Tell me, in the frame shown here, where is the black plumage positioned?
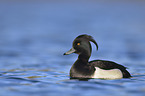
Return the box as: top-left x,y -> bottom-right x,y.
64,34 -> 131,79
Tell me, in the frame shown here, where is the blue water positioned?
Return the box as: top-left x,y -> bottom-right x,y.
0,1 -> 145,96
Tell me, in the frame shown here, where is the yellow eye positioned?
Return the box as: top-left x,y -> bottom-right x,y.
77,43 -> 80,45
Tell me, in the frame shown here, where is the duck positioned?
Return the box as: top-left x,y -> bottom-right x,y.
63,34 -> 131,79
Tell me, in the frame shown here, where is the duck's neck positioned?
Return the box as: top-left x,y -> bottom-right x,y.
70,52 -> 94,78
78,52 -> 91,64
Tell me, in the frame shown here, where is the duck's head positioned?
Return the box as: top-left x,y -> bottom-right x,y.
64,34 -> 98,57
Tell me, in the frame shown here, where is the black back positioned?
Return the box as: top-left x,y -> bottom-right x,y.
89,60 -> 131,78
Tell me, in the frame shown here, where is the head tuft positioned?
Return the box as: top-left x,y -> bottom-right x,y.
75,34 -> 98,50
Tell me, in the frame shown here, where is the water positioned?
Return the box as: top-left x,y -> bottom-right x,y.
0,1 -> 145,96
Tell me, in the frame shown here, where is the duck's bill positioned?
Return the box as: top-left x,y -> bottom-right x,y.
63,47 -> 76,55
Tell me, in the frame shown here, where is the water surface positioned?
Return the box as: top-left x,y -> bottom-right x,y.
0,1 -> 145,96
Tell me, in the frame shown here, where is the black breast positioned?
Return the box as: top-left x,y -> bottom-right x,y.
70,60 -> 95,79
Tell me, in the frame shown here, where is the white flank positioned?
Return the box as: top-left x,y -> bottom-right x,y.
92,67 -> 123,79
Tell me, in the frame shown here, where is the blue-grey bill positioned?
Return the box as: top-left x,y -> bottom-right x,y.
64,47 -> 76,55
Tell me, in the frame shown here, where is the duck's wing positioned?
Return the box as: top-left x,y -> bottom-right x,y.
89,60 -> 127,70
89,60 -> 131,78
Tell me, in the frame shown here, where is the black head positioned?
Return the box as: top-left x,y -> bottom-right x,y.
64,34 -> 98,56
